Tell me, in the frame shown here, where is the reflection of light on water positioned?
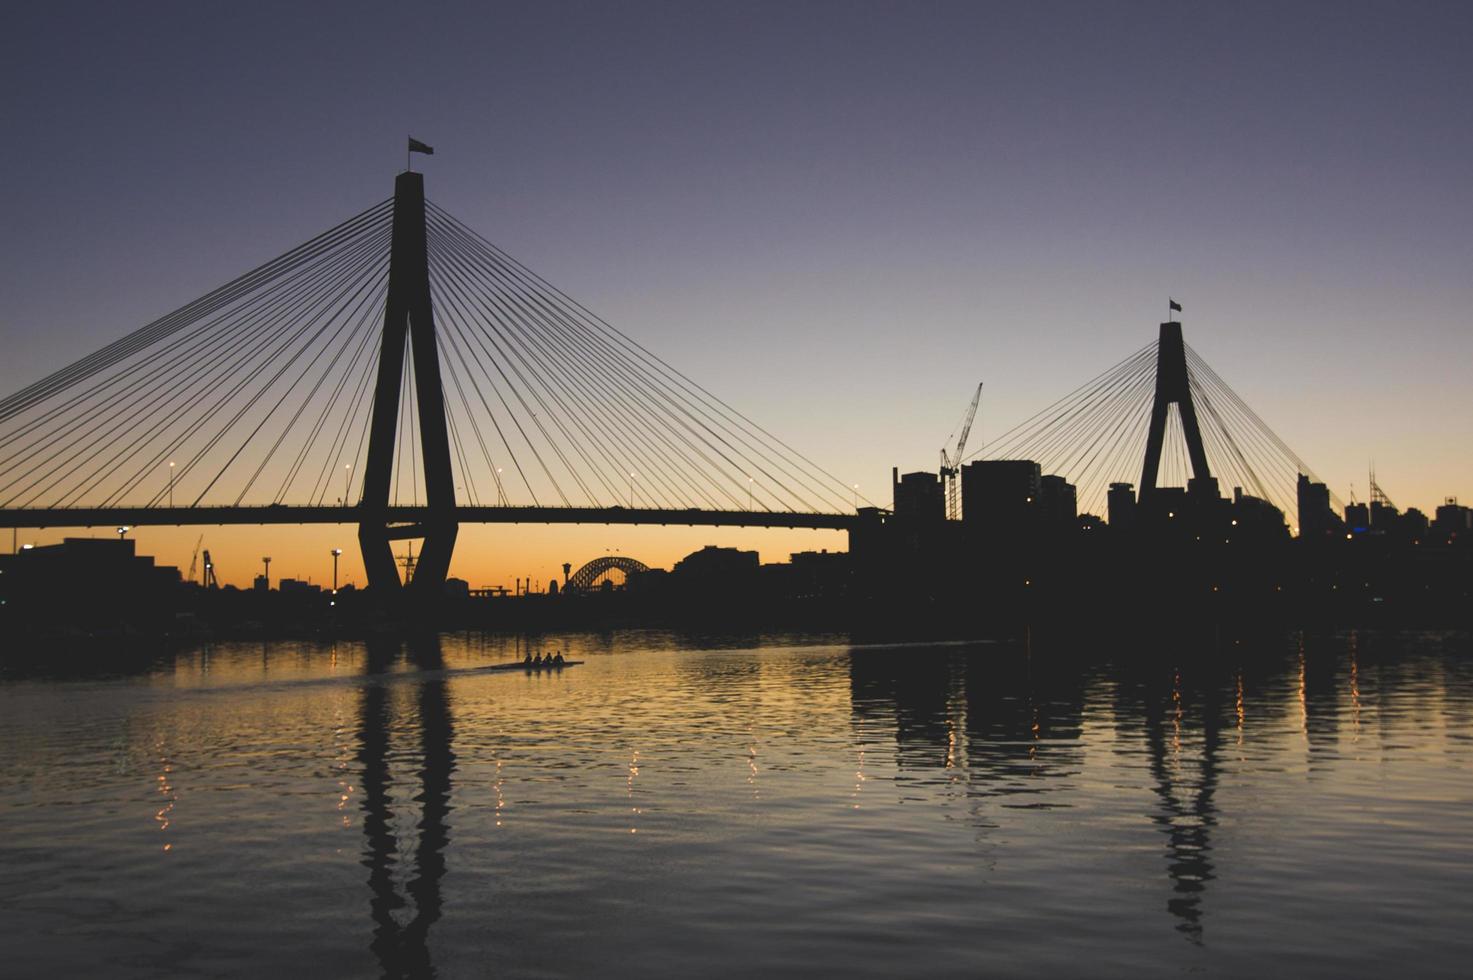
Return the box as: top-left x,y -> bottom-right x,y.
336,772 -> 353,825
1348,635 -> 1361,742
744,720 -> 761,801
945,665 -> 968,780
1029,702 -> 1041,764
1172,670 -> 1183,763
333,705 -> 353,829
494,756 -> 506,828
943,719 -> 966,800
628,750 -> 641,833
1235,671 -> 1245,755
851,749 -> 866,809
155,750 -> 176,853
1298,641 -> 1308,739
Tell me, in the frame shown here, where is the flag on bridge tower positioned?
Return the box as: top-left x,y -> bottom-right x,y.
1168,298 -> 1182,313
407,137 -> 434,171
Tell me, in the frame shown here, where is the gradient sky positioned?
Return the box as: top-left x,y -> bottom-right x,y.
3,1 -> 1470,588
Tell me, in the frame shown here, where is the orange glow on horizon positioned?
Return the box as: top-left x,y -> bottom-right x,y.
11,521 -> 847,591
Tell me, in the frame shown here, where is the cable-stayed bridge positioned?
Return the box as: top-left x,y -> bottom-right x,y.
967,321 -> 1337,524
0,170 -> 1329,593
0,171 -> 865,592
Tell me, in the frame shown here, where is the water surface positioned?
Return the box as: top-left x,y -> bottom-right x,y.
1,630 -> 1470,977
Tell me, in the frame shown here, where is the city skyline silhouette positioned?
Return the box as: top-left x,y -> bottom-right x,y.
4,2 -> 1471,586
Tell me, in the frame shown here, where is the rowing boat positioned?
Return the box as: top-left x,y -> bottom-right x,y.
477,659 -> 585,673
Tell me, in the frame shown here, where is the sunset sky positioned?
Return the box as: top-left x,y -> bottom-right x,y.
3,1 -> 1470,588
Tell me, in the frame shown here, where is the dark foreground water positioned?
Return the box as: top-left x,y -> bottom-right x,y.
1,630 -> 1470,978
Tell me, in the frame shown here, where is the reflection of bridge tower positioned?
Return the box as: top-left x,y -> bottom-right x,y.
1144,668 -> 1221,944
358,172 -> 458,595
358,636 -> 455,973
1139,320 -> 1217,502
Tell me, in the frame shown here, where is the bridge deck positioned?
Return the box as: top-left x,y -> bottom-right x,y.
0,505 -> 857,532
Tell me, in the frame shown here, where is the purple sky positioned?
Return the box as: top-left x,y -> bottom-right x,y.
3,1 -> 1471,579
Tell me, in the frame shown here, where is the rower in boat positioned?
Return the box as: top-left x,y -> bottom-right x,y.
479,654 -> 583,673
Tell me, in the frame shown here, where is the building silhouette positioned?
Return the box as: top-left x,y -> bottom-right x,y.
1108,481 -> 1138,532
1297,475 -> 1342,538
0,537 -> 182,628
1038,474 -> 1078,531
892,468 -> 945,525
961,459 -> 1041,538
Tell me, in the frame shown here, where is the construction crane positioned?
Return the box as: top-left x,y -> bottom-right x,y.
397,541 -> 416,584
1369,463 -> 1396,510
202,549 -> 220,590
939,383 -> 982,521
187,534 -> 204,583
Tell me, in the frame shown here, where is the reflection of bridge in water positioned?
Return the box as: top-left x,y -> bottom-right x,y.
357,635 -> 454,976
849,645 -> 1230,943
331,632 -> 1375,965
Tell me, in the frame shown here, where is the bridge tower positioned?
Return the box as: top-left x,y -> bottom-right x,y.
1138,320 -> 1217,502
358,171 -> 458,595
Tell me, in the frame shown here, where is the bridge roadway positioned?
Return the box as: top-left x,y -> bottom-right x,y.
0,504 -> 858,532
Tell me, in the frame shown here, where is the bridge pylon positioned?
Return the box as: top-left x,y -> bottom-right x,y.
357,171 -> 459,596
1138,320 -> 1217,503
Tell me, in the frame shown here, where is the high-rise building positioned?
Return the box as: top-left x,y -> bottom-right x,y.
1108,482 -> 1137,531
1402,508 -> 1430,540
892,468 -> 945,525
1433,498 -> 1470,541
1370,499 -> 1400,528
961,459 -> 1041,536
1296,474 -> 1341,538
1038,474 -> 1078,529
